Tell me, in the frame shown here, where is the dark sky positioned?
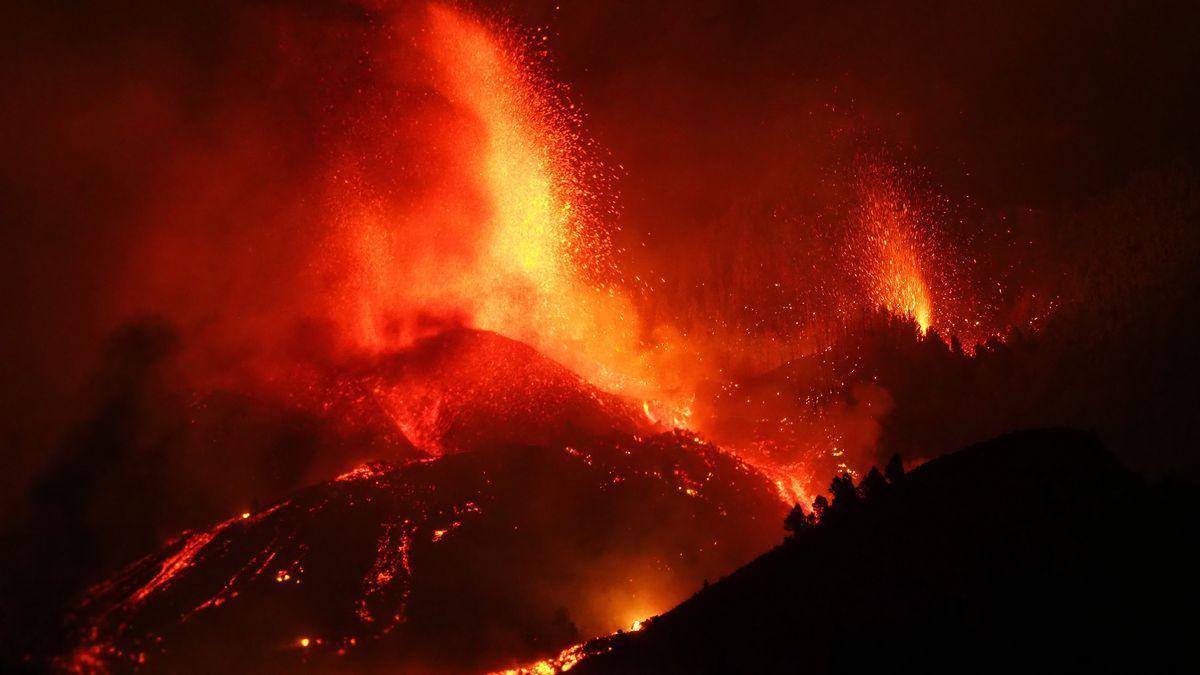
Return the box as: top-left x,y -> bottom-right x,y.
508,0 -> 1200,210
3,0 -> 1199,507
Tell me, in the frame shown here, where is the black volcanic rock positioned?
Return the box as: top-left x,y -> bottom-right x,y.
572,428 -> 1200,674
59,432 -> 784,674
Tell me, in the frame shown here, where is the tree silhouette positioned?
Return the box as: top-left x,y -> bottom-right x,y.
885,453 -> 906,485
859,466 -> 888,501
812,495 -> 829,521
783,504 -> 813,536
830,473 -> 859,514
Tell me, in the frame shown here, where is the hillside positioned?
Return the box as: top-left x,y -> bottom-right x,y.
54,433 -> 783,674
573,428 -> 1200,674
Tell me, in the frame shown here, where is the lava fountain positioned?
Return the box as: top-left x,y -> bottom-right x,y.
338,2 -> 690,409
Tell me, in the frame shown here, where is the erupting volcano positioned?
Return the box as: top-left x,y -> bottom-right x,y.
5,1 -> 1200,673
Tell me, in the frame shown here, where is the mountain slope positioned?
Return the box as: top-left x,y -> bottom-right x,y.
572,428 -> 1200,674
59,432 -> 784,674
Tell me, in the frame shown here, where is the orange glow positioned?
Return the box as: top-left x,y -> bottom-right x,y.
323,4 -> 988,501
769,470 -> 814,509
490,613 -> 653,674
334,4 -> 690,407
489,643 -> 591,675
856,167 -> 935,333
43,3 -> 1074,673
423,4 -> 703,403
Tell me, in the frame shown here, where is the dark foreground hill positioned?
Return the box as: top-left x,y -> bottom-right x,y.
572,428 -> 1200,674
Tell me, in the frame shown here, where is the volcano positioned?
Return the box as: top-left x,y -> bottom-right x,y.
7,2 -> 1200,674
58,330 -> 785,674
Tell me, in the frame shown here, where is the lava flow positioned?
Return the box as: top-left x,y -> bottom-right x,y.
61,354 -> 785,672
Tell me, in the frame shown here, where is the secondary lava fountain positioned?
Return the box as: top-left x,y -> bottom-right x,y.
853,164 -> 936,334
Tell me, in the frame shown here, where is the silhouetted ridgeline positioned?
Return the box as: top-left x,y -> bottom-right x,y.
575,429 -> 1200,674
